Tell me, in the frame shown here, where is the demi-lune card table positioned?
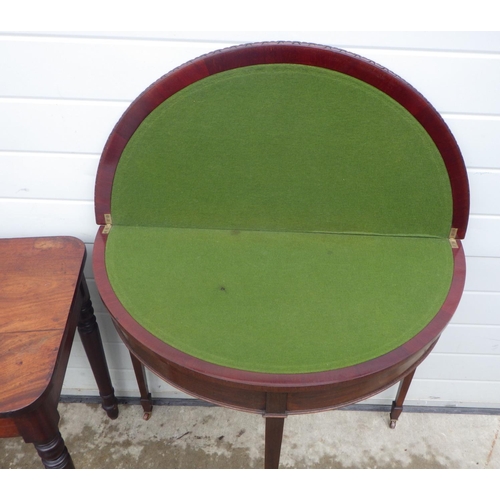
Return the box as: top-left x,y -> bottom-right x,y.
0,236 -> 119,468
93,42 -> 469,468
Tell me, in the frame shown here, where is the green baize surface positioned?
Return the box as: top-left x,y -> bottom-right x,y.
106,63 -> 454,374
106,227 -> 453,373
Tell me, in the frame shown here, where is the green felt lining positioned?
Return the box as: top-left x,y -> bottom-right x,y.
111,63 -> 452,238
106,61 -> 456,373
105,227 -> 453,373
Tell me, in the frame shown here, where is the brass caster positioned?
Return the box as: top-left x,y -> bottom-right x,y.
143,411 -> 152,421
389,419 -> 397,429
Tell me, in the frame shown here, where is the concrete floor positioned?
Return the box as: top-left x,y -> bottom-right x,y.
1,402 -> 500,469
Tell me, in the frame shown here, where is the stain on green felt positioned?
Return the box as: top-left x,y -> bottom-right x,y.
111,64 -> 452,238
106,227 -> 453,373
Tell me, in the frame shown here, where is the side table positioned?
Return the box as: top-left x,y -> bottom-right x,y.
0,236 -> 118,469
93,42 -> 469,468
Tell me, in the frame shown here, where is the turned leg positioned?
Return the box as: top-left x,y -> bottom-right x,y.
389,369 -> 416,428
130,352 -> 153,420
264,392 -> 287,469
34,431 -> 74,469
16,402 -> 75,469
77,278 -> 119,420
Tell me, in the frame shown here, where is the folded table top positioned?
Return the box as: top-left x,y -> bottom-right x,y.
109,62 -> 454,237
96,42 -> 469,377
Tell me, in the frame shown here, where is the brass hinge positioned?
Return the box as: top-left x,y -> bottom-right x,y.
102,214 -> 112,234
449,228 -> 458,248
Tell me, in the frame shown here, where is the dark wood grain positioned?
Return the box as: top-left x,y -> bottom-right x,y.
0,237 -> 84,415
0,236 -> 118,468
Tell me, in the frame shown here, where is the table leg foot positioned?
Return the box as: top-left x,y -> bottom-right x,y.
389,369 -> 416,428
130,352 -> 153,418
34,432 -> 75,469
100,393 -> 119,420
78,278 -> 119,420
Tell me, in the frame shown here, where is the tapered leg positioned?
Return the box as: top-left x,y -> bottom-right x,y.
77,278 -> 119,420
130,351 -> 153,420
389,369 -> 416,428
265,417 -> 286,469
264,392 -> 287,469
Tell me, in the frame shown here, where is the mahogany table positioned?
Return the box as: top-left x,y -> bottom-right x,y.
0,236 -> 118,469
93,42 -> 469,468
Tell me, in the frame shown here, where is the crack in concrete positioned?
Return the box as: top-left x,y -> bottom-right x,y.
485,427 -> 499,467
